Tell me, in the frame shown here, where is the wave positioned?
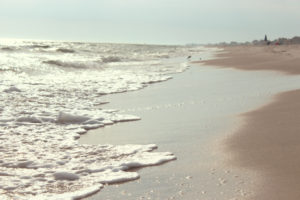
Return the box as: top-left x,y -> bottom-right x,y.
101,56 -> 122,63
43,56 -> 124,69
43,60 -> 102,69
2,44 -> 51,52
56,48 -> 76,53
28,44 -> 51,49
1,47 -> 16,51
0,67 -> 19,73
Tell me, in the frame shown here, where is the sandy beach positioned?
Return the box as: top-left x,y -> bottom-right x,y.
201,45 -> 300,199
80,45 -> 300,200
1,1 -> 299,198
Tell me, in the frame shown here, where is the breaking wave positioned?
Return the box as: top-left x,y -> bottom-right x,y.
43,60 -> 103,69
56,48 -> 76,53
101,56 -> 122,63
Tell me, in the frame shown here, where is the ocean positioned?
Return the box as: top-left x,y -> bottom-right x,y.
0,39 -> 209,199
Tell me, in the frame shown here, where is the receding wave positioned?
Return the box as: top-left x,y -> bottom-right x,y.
56,48 -> 76,53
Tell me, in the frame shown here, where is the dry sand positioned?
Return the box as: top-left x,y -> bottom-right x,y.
200,45 -> 300,200
200,45 -> 300,75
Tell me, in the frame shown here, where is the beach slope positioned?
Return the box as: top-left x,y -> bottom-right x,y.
228,89 -> 300,200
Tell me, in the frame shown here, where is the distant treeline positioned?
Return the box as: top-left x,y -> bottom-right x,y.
205,36 -> 300,46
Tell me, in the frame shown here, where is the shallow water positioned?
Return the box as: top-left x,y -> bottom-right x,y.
80,65 -> 300,199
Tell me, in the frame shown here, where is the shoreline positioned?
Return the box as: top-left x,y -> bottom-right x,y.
80,52 -> 300,200
201,45 -> 300,199
80,65 -> 259,200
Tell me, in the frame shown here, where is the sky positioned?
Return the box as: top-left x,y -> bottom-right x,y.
0,0 -> 300,44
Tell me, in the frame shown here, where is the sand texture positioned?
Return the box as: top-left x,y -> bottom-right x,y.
227,90 -> 300,200
204,45 -> 300,199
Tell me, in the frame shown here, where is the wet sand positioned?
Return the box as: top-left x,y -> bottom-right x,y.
80,54 -> 300,200
201,45 -> 300,199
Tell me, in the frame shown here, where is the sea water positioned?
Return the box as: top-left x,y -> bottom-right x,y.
0,39 -> 213,199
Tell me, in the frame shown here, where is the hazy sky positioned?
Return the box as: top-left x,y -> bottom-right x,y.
0,0 -> 299,44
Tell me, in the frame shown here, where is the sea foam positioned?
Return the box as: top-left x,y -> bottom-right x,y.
0,40 -> 206,199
